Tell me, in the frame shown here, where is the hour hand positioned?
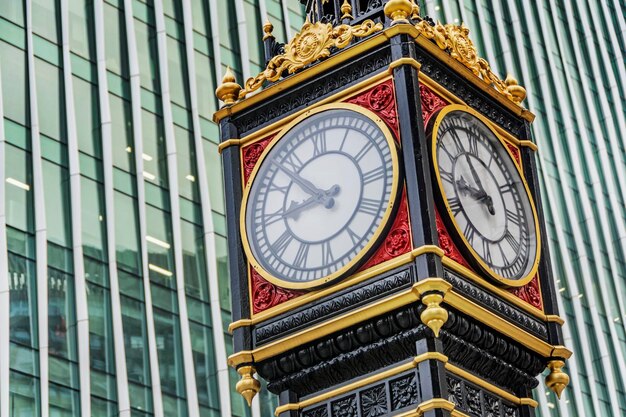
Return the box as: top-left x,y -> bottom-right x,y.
283,184 -> 341,220
275,162 -> 325,197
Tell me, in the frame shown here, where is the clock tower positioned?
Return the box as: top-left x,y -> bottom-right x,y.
214,1 -> 571,416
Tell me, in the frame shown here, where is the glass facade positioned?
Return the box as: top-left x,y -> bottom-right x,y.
419,0 -> 626,416
0,1 -> 304,417
2,1 -> 624,417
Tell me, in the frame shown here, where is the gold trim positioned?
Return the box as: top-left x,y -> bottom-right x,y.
446,363 -> 538,408
416,399 -> 457,415
545,359 -> 570,399
216,67 -> 242,105
235,365 -> 260,406
445,291 -> 572,358
431,104 -> 542,287
217,138 -> 241,153
238,19 -> 383,100
213,25 -> 535,124
228,245 -> 444,331
442,257 -> 546,319
388,57 -> 422,73
519,140 -> 538,151
545,314 -> 565,325
550,345 -> 573,359
239,103 -> 401,290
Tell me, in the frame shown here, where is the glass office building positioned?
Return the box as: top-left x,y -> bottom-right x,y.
0,0 -> 303,416
1,0 -> 625,417
420,0 -> 626,416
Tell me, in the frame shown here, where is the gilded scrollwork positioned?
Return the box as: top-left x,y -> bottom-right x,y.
415,20 -> 526,105
238,19 -> 384,100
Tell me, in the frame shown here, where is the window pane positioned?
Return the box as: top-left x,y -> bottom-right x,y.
153,308 -> 186,399
146,205 -> 175,287
202,140 -> 224,214
142,110 -> 168,188
5,144 -> 34,233
114,191 -> 141,273
175,126 -> 199,202
103,2 -> 128,76
42,160 -> 72,248
190,322 -> 219,410
35,59 -> 65,141
81,176 -> 107,261
135,18 -> 160,92
0,1 -> 24,26
73,76 -> 101,157
86,282 -> 116,379
181,220 -> 207,300
49,382 -> 80,417
194,50 -> 217,119
31,0 -> 59,43
68,0 -> 95,59
0,41 -> 29,125
110,93 -> 135,172
8,253 -> 38,347
48,268 -> 77,361
167,36 -> 189,107
9,370 -> 41,417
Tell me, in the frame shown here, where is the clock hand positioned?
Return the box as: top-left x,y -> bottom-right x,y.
465,154 -> 486,194
456,177 -> 496,215
283,184 -> 341,220
274,161 -> 327,198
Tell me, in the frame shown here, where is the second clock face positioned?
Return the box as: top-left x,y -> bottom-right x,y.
243,105 -> 399,289
433,107 -> 540,285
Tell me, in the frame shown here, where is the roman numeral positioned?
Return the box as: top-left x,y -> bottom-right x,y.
322,241 -> 334,265
448,129 -> 465,153
498,242 -> 510,265
271,231 -> 293,257
269,183 -> 289,194
483,240 -> 493,264
504,231 -> 521,253
263,208 -> 286,226
363,166 -> 385,184
448,196 -> 463,216
358,198 -> 380,216
354,141 -> 374,162
505,208 -> 521,227
346,227 -> 360,245
499,183 -> 514,194
468,132 -> 479,157
463,223 -> 476,245
312,132 -> 327,156
293,243 -> 309,268
440,169 -> 454,184
282,152 -> 304,173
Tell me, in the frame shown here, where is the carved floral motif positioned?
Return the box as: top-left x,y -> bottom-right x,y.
419,84 -> 448,126
415,21 -> 526,105
510,275 -> 543,310
390,374 -> 419,410
242,136 -> 274,185
251,268 -> 304,314
435,209 -> 471,268
346,80 -> 400,140
239,19 -> 383,100
360,385 -> 387,417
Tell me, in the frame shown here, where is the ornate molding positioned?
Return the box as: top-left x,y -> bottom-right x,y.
237,19 -> 383,100
251,268 -> 305,314
447,373 -> 520,417
255,267 -> 413,345
346,78 -> 400,140
415,21 -> 526,105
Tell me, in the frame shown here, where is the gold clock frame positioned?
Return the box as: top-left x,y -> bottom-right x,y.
431,104 -> 542,287
240,102 -> 401,290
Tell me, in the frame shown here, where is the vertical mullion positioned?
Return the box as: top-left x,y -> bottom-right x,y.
120,1 -> 164,417
25,1 -> 49,416
0,65 -> 10,417
179,0 -> 233,416
152,0 -> 200,415
208,0 -> 224,78
234,0 -> 251,80
58,0 -> 92,415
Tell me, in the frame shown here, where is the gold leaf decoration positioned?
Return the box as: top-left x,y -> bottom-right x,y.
238,19 -> 384,100
416,21 -> 526,105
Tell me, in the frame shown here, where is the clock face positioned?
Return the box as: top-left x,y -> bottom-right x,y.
432,107 -> 540,285
242,105 -> 399,289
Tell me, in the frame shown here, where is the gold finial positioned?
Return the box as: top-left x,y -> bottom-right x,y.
263,16 -> 274,40
505,74 -> 526,104
215,67 -> 241,105
235,365 -> 261,406
384,0 -> 414,23
411,0 -> 420,20
420,292 -> 448,337
341,0 -> 353,20
545,360 -> 570,399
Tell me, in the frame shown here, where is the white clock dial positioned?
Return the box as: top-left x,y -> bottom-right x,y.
243,105 -> 399,288
433,108 -> 540,284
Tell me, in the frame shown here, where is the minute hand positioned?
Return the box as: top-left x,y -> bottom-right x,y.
466,154 -> 486,193
275,162 -> 325,197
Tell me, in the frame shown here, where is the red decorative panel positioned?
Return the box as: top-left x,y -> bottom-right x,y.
506,143 -> 521,166
510,275 -> 543,310
435,209 -> 471,269
358,189 -> 412,271
420,84 -> 448,127
242,135 -> 274,186
250,268 -> 305,314
346,79 -> 400,140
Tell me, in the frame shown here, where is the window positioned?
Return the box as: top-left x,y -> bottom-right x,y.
42,160 -> 72,248
0,41 -> 29,125
35,58 -> 66,142
73,76 -> 101,157
81,177 -> 108,261
114,191 -> 142,273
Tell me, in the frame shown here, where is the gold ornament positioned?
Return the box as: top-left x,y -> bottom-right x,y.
505,74 -> 527,104
263,16 -> 274,41
384,0 -> 414,23
411,0 -> 420,20
545,360 -> 570,399
215,67 -> 241,105
235,365 -> 261,406
420,292 -> 448,337
239,19 -> 383,100
341,0 -> 353,20
415,21 -> 525,105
